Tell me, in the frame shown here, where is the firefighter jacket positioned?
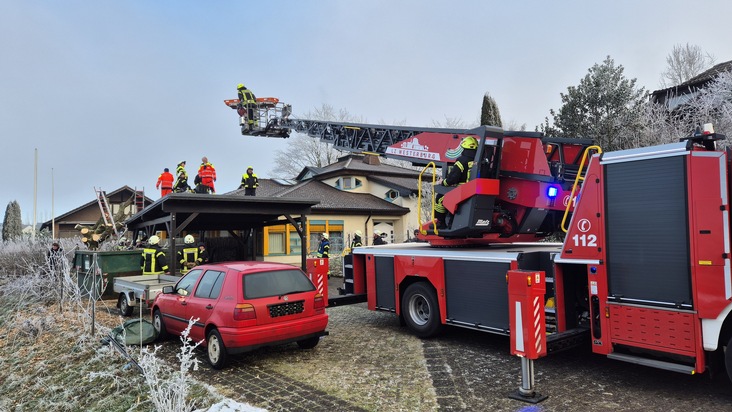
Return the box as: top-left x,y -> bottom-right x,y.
177,247 -> 198,274
237,87 -> 256,105
351,236 -> 362,249
443,149 -> 476,187
240,173 -> 259,189
156,171 -> 174,191
317,239 -> 330,258
198,163 -> 216,192
196,248 -> 210,265
140,246 -> 169,275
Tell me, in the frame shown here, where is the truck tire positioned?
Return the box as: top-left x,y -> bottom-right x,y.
401,282 -> 443,338
152,309 -> 168,341
726,335 -> 732,383
206,328 -> 228,370
118,293 -> 133,317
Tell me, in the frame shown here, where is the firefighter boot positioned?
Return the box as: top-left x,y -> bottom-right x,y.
434,211 -> 447,229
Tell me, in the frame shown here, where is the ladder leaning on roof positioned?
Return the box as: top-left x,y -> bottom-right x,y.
94,187 -> 120,239
134,187 -> 145,213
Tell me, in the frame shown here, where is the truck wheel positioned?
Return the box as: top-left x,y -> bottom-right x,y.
297,336 -> 320,349
118,294 -> 133,317
401,282 -> 443,338
152,309 -> 168,341
206,329 -> 228,370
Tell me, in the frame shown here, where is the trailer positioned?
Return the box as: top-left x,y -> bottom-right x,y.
113,274 -> 180,316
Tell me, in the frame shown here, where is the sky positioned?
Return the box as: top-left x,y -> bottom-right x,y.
2,0 -> 732,225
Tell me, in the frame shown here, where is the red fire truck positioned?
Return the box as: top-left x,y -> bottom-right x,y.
226,98 -> 732,381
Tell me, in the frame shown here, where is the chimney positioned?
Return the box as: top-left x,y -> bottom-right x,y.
363,154 -> 381,165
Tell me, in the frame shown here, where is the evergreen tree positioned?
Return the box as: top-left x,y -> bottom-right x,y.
2,201 -> 23,241
480,93 -> 502,127
545,56 -> 646,151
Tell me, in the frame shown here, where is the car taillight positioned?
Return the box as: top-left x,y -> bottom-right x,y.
314,293 -> 324,309
234,303 -> 256,320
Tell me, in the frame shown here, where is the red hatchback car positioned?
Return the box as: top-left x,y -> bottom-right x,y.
151,261 -> 328,369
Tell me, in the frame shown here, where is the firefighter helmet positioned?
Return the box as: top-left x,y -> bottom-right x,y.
237,83 -> 245,89
322,233 -> 329,240
355,230 -> 362,237
184,235 -> 195,244
149,235 -> 160,245
460,136 -> 478,150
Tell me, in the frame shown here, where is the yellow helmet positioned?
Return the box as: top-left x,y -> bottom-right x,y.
237,83 -> 245,89
460,136 -> 478,150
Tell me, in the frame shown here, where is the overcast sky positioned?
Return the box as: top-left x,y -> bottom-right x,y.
2,0 -> 732,224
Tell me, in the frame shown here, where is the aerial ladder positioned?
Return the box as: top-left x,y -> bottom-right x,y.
225,97 -> 598,246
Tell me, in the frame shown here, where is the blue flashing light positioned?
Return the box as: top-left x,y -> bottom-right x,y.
547,186 -> 559,198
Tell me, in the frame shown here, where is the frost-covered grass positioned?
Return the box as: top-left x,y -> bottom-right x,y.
0,237 -> 233,412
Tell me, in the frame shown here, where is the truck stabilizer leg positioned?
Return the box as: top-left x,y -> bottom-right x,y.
508,357 -> 548,403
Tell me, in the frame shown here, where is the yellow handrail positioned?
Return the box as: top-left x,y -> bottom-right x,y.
418,162 -> 438,236
560,145 -> 602,233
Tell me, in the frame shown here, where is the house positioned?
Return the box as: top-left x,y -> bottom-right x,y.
229,154 -> 426,265
651,60 -> 732,110
40,186 -> 152,239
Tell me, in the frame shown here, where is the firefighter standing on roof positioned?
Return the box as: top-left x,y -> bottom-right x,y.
434,136 -> 478,228
140,235 -> 169,275
156,168 -> 174,197
173,161 -> 191,193
237,83 -> 257,132
239,166 -> 259,196
177,235 -> 198,274
198,156 -> 217,193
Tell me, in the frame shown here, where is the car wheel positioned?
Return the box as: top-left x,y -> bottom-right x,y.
152,309 -> 168,341
206,329 -> 228,370
297,336 -> 320,349
118,294 -> 133,317
401,282 -> 443,338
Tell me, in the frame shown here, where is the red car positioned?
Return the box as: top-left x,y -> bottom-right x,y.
151,261 -> 328,369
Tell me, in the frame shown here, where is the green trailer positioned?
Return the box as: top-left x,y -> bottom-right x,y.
73,250 -> 142,299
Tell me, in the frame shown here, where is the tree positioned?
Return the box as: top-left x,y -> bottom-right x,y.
2,201 -> 23,241
543,56 -> 647,151
480,92 -> 502,127
660,43 -> 715,88
271,104 -> 361,178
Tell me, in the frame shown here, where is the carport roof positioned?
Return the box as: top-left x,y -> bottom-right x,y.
125,192 -> 320,233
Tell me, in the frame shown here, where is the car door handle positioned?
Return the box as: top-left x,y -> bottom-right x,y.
180,301 -> 187,306
206,304 -> 214,310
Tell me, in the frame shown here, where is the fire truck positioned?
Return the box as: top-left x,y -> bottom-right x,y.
226,97 -> 732,382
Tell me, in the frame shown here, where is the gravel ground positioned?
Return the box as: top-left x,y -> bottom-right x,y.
148,277 -> 732,412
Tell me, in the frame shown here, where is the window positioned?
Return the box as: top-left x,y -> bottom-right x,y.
386,190 -> 399,201
243,269 -> 315,299
176,269 -> 203,296
336,177 -> 363,191
194,270 -> 225,299
289,231 -> 302,255
268,232 -> 286,254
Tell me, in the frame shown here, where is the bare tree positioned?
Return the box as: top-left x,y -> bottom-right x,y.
270,104 -> 363,178
660,43 -> 716,88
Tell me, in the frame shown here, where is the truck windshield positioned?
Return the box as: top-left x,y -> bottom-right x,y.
243,269 -> 315,299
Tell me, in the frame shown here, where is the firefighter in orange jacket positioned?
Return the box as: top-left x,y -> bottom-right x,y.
156,168 -> 174,197
198,156 -> 217,193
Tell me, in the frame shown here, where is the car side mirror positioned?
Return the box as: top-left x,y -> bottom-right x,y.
162,285 -> 174,294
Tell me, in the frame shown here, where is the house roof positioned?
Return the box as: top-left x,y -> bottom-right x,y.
296,154 -> 420,181
369,175 -> 422,195
40,185 -> 153,229
226,179 -> 410,216
652,59 -> 732,101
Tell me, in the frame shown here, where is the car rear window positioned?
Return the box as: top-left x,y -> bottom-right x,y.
243,269 -> 315,299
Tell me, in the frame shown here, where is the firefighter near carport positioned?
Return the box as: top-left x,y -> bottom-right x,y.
140,235 -> 169,275
317,233 -> 331,278
178,235 -> 198,274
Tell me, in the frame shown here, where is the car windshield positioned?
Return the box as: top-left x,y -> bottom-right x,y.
243,269 -> 315,299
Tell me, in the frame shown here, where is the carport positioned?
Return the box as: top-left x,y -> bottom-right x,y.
125,192 -> 319,274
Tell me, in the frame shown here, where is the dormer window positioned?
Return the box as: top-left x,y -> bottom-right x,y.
386,190 -> 399,201
336,177 -> 362,191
